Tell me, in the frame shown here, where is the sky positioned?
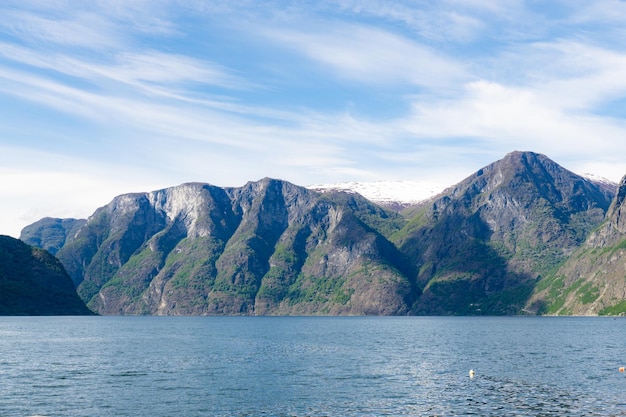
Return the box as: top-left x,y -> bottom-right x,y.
2,0 -> 626,237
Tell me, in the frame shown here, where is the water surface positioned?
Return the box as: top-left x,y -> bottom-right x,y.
1,316 -> 625,416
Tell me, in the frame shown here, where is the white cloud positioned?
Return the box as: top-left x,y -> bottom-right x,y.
112,52 -> 239,86
490,40 -> 626,111
406,82 -> 551,138
261,23 -> 468,89
0,9 -> 122,49
0,67 -> 110,121
0,41 -> 251,94
0,0 -> 177,42
0,35 -> 400,160
568,0 -> 626,25
0,60 -> 262,149
401,79 -> 626,177
94,0 -> 178,35
332,0 -> 486,43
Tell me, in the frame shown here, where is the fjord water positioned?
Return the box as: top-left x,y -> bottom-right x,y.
2,317 -> 625,416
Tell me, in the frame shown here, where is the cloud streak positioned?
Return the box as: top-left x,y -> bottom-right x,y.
0,9 -> 122,49
261,22 -> 468,89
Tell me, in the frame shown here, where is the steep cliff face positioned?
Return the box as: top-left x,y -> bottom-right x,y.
0,235 -> 92,315
395,151 -> 614,315
530,175 -> 626,315
28,179 -> 414,315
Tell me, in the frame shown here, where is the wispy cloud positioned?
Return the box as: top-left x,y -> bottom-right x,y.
523,41 -> 626,111
0,9 -> 122,49
111,52 -> 240,87
0,42 -> 250,91
332,0 -> 487,43
261,22 -> 468,89
568,0 -> 626,25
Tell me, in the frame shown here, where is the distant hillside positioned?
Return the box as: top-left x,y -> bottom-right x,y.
0,235 -> 92,315
20,217 -> 86,255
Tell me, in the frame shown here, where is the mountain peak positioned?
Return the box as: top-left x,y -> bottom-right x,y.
502,149 -> 543,160
493,150 -> 562,175
398,151 -> 615,314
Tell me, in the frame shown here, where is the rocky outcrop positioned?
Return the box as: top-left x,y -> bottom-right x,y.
0,235 -> 92,315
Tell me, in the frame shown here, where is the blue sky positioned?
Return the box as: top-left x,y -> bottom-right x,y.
2,0 -> 626,237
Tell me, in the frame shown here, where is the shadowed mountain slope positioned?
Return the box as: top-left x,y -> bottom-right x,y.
0,235 -> 92,315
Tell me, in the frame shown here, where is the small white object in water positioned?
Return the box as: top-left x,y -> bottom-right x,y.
469,369 -> 475,378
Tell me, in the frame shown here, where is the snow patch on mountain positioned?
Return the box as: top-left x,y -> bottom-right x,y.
580,173 -> 618,194
308,180 -> 448,208
581,173 -> 617,186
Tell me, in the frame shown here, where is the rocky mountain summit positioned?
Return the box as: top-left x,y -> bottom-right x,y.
395,151 -> 614,314
0,235 -> 92,315
21,151 -> 624,315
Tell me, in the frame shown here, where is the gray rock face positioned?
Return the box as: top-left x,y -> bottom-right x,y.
28,179 -> 414,315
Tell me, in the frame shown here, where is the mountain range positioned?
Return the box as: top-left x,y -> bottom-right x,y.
19,151 -> 626,315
